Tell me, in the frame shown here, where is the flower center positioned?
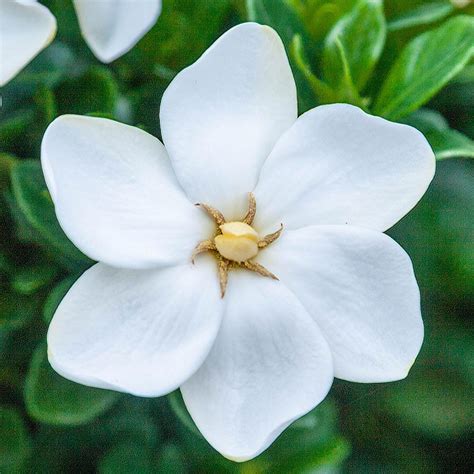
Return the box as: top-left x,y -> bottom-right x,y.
192,193 -> 283,297
214,222 -> 259,262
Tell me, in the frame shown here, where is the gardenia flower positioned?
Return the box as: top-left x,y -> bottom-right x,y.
0,0 -> 161,86
73,0 -> 162,63
42,23 -> 435,461
0,0 -> 57,86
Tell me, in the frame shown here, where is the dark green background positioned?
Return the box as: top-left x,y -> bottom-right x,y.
0,0 -> 473,472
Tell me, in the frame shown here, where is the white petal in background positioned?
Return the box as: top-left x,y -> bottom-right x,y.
254,104 -> 435,234
48,257 -> 223,397
41,115 -> 211,269
181,271 -> 333,461
258,225 -> 424,383
73,0 -> 162,63
0,0 -> 57,86
160,22 -> 297,220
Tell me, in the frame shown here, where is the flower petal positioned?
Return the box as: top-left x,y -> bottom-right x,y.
48,258 -> 223,397
258,225 -> 424,382
41,115 -> 210,269
0,0 -> 56,86
160,22 -> 297,220
181,271 -> 333,461
73,0 -> 161,63
254,104 -> 435,233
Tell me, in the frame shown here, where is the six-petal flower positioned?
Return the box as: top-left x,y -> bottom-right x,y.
41,23 -> 435,461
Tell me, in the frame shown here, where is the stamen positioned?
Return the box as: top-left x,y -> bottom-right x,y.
258,223 -> 283,248
193,194 -> 282,297
240,261 -> 279,280
195,203 -> 226,225
242,192 -> 257,225
192,239 -> 216,263
218,257 -> 230,297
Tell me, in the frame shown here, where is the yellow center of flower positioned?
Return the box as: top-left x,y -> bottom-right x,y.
214,222 -> 259,262
192,193 -> 283,297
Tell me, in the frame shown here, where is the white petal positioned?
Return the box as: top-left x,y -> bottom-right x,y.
258,225 -> 424,382
160,22 -> 297,220
73,0 -> 161,63
254,104 -> 435,233
48,258 -> 223,397
0,0 -> 56,86
41,115 -> 211,269
181,271 -> 333,461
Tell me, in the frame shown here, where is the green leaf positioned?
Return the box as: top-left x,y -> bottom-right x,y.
384,367 -> 474,439
247,0 -> 316,112
258,400 -> 349,471
0,153 -> 16,191
155,444 -> 187,473
0,289 -> 40,331
168,390 -> 202,438
247,0 -> 306,48
24,343 -> 119,426
404,109 -> 474,160
322,0 -> 386,91
10,160 -> 93,272
26,400 -> 159,473
128,0 -> 231,73
374,15 -> 474,120
56,66 -> 120,116
290,34 -> 337,107
0,406 -> 31,473
12,263 -> 59,295
0,42 -> 75,116
387,1 -> 454,31
98,442 -> 154,474
43,275 -> 77,324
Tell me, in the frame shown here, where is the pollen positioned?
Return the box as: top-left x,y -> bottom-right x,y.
192,193 -> 283,297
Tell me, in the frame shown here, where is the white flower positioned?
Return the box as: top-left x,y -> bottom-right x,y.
0,0 -> 57,86
0,0 -> 161,86
72,0 -> 162,63
42,23 -> 435,462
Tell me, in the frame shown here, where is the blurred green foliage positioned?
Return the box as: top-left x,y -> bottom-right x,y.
0,0 -> 473,472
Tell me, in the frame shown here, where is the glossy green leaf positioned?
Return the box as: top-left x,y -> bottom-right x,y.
384,368 -> 474,439
290,35 -> 336,104
0,289 -> 40,331
322,0 -> 386,91
404,109 -> 474,160
168,390 -> 202,438
24,343 -> 119,426
374,15 -> 474,120
98,442 -> 154,474
247,0 -> 315,112
56,66 -> 120,116
0,153 -> 16,191
155,444 -> 187,473
0,42 -> 75,116
387,1 -> 454,31
43,275 -> 77,324
10,160 -> 93,272
247,0 -> 306,49
12,263 -> 59,295
26,401 -> 159,473
254,400 -> 349,472
0,110 -> 35,155
129,0 -> 231,73
0,406 -> 31,473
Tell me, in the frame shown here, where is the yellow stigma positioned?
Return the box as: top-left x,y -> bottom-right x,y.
214,222 -> 259,262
